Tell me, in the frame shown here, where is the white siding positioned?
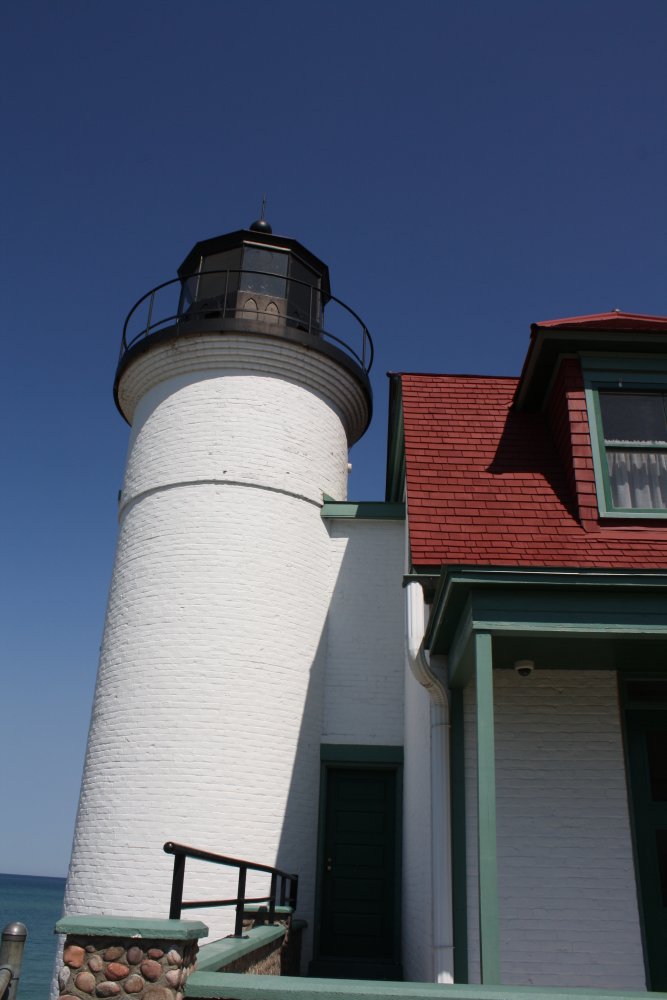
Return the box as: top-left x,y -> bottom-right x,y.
321,519 -> 404,747
402,668 -> 433,981
464,669 -> 645,989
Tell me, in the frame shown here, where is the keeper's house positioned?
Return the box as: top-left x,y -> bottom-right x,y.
393,311 -> 667,992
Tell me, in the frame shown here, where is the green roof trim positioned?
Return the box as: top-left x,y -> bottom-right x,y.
321,501 -> 405,520
422,566 -> 667,686
385,375 -> 405,503
55,915 -> 208,940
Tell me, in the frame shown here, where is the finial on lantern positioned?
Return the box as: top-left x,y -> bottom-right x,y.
249,194 -> 272,233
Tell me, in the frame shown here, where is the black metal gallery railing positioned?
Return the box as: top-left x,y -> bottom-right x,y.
121,269 -> 374,374
164,841 -> 299,938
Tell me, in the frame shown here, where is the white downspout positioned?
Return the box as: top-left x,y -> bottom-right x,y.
405,580 -> 454,984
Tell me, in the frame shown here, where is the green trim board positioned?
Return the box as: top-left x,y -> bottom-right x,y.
474,634 -> 500,985
514,329 -> 667,412
425,566 -> 667,661
385,375 -> 405,503
185,970 -> 667,999
55,915 -> 208,939
321,502 -> 405,520
582,356 -> 667,519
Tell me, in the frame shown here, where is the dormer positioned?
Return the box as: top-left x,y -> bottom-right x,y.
513,312 -> 667,523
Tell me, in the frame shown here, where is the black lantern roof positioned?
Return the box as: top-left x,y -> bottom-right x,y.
178,227 -> 331,299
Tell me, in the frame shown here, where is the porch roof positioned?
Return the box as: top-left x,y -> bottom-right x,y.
419,566 -> 667,684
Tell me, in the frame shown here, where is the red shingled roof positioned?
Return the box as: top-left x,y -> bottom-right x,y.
402,372 -> 667,570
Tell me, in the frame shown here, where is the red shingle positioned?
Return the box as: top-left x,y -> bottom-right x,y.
402,372 -> 667,570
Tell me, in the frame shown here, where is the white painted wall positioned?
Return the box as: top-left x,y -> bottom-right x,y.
464,669 -> 645,989
61,335 -> 370,976
321,519 -> 405,747
402,667 -> 433,981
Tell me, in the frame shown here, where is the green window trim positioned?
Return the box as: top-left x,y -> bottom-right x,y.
582,355 -> 667,519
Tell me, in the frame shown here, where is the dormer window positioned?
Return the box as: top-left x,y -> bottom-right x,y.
599,391 -> 667,510
584,358 -> 667,518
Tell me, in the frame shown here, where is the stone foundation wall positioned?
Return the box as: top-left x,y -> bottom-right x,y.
58,936 -> 198,1000
219,940 -> 282,976
217,921 -> 302,976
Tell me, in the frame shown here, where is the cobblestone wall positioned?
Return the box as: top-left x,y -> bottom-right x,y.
58,936 -> 198,1000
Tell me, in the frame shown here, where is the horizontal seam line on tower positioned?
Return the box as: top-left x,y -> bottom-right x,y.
118,478 -> 323,518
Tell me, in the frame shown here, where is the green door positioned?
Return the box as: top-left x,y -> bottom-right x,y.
626,709 -> 667,990
314,767 -> 401,980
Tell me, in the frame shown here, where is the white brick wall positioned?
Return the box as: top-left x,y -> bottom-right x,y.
321,519 -> 405,746
118,334 -> 369,447
62,335 -> 371,971
464,669 -> 645,989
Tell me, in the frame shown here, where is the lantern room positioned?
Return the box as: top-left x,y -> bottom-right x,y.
177,219 -> 331,335
115,218 -> 374,424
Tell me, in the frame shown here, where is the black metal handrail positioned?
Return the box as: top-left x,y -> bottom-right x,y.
163,841 -> 298,938
121,269 -> 374,373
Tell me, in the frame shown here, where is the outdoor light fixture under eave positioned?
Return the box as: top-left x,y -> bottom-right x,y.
514,659 -> 535,678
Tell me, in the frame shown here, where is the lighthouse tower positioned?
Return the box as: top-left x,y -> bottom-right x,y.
62,219 -> 373,945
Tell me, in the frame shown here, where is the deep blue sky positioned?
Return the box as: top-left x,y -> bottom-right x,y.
2,1 -> 666,877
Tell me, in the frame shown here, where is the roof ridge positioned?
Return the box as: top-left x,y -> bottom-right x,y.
398,372 -> 519,381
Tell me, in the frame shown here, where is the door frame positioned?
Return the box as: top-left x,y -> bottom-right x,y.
311,744 -> 403,978
620,673 -> 667,991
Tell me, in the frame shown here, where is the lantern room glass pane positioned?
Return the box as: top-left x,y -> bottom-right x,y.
288,256 -> 320,330
241,247 -> 288,298
196,249 -> 241,302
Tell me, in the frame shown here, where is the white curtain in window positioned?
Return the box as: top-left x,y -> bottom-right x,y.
607,450 -> 667,509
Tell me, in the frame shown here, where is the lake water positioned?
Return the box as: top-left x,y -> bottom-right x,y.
0,872 -> 65,1000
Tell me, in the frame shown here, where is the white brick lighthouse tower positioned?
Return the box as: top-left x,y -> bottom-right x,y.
62,218 -> 373,943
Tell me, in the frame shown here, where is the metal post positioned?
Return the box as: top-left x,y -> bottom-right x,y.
234,867 -> 247,937
268,872 -> 277,924
0,923 -> 27,1000
308,285 -> 313,335
145,291 -> 155,338
223,269 -> 229,319
168,853 -> 186,920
